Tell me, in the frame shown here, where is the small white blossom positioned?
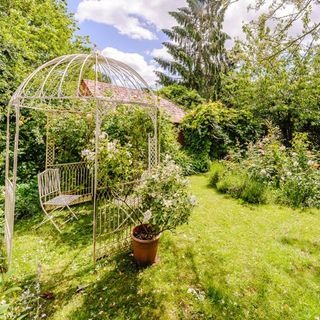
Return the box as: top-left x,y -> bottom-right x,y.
190,195 -> 197,206
307,160 -> 314,166
293,161 -> 298,167
107,141 -> 117,152
163,199 -> 173,208
286,171 -> 292,177
260,169 -> 267,176
280,145 -> 286,151
81,149 -> 90,157
86,151 -> 95,161
143,210 -> 152,223
99,132 -> 107,140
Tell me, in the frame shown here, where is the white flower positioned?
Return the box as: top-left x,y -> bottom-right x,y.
292,152 -> 297,157
81,149 -> 90,157
260,169 -> 267,176
280,145 -> 286,151
286,171 -> 292,177
143,210 -> 152,223
107,141 -> 117,152
163,200 -> 173,208
190,195 -> 197,206
141,171 -> 149,180
293,161 -> 298,167
86,151 -> 95,161
307,160 -> 314,166
99,132 -> 106,140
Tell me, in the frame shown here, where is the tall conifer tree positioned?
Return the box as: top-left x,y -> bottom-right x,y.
155,0 -> 229,101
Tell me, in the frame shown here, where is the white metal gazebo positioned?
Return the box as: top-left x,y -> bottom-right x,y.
4,52 -> 159,268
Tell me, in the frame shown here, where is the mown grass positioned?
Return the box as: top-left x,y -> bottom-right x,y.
1,175 -> 320,319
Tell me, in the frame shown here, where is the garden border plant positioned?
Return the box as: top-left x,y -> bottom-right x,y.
208,127 -> 320,208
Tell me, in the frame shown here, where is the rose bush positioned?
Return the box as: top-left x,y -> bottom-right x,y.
133,156 -> 196,239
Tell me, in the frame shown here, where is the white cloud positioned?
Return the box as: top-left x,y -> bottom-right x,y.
102,47 -> 159,85
150,46 -> 172,61
223,0 -> 256,44
224,1 -> 320,47
76,0 -> 186,40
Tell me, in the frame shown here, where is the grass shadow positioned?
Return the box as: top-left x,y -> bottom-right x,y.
15,204 -> 94,248
60,250 -> 161,319
281,237 -> 320,255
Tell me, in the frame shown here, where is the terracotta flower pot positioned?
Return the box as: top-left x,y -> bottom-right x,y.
131,224 -> 161,266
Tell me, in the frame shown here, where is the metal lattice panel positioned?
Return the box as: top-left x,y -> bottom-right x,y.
94,181 -> 141,261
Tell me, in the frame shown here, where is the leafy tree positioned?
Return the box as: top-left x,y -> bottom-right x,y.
157,84 -> 204,110
0,0 -> 90,182
246,0 -> 320,59
155,0 -> 230,101
221,14 -> 320,147
0,0 -> 90,108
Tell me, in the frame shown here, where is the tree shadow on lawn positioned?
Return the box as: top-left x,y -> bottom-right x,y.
280,236 -> 320,280
15,204 -> 94,248
51,250 -> 162,319
161,236 -> 285,319
280,236 -> 320,255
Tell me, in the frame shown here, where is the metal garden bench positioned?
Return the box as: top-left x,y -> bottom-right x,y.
37,168 -> 81,233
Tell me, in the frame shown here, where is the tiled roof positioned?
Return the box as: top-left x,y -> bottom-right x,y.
81,79 -> 185,123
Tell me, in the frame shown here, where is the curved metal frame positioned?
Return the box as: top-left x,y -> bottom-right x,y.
4,52 -> 159,268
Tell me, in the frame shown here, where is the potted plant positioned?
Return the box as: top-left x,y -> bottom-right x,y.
130,156 -> 196,266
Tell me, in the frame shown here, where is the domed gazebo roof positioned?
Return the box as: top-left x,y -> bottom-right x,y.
11,52 -> 157,111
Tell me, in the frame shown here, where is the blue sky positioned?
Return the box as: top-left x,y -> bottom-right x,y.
67,0 -> 168,60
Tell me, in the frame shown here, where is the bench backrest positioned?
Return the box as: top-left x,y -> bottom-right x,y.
38,168 -> 61,203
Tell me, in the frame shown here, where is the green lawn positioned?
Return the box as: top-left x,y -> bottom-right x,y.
2,175 -> 320,319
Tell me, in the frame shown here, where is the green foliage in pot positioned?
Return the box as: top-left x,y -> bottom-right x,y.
133,156 -> 196,239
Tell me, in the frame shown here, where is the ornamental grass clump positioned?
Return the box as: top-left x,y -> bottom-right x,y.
133,156 -> 196,240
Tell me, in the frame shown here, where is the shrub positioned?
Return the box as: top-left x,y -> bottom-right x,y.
158,113 -> 193,175
182,102 -> 260,167
208,161 -> 226,187
278,170 -> 320,208
241,180 -> 267,204
15,180 -> 40,219
216,171 -> 246,198
133,156 -> 196,238
189,152 -> 211,173
214,128 -> 320,208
